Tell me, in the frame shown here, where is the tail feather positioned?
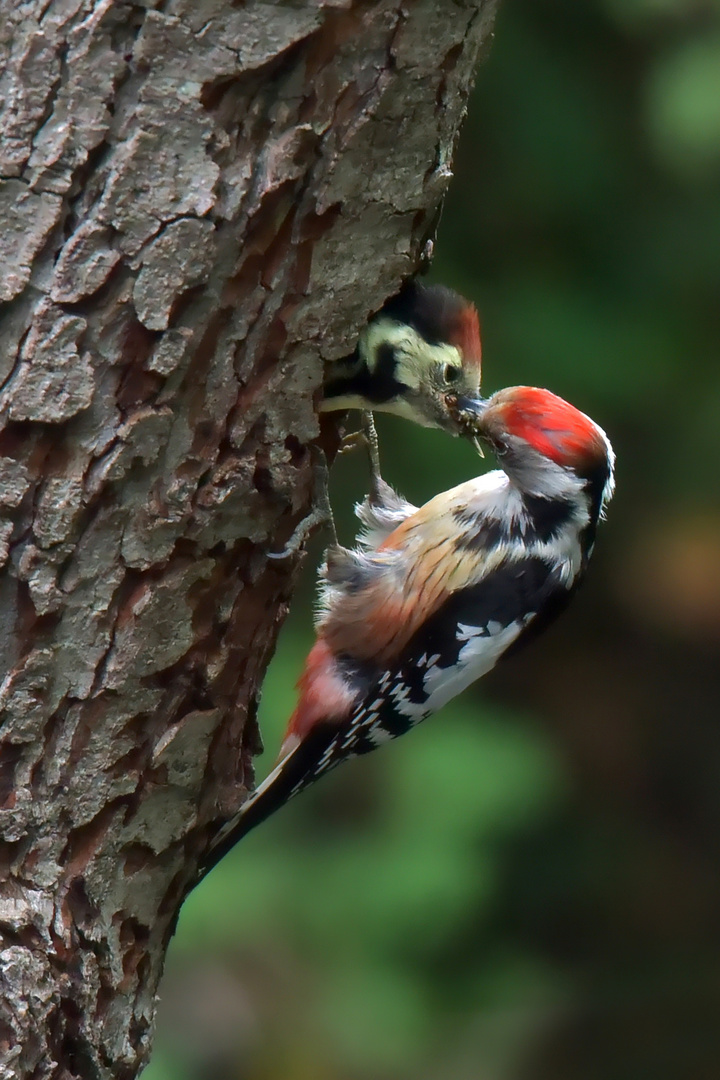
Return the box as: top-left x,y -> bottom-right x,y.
194,724 -> 338,887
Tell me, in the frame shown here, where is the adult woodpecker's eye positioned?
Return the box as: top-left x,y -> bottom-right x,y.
442,363 -> 461,385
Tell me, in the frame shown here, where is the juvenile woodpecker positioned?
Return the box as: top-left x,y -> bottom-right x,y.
198,387 -> 614,882
321,279 -> 482,433
270,280 -> 483,558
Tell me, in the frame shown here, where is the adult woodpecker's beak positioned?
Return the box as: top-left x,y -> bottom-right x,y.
446,395 -> 489,456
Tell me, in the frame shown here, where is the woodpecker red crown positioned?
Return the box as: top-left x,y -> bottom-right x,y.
496,387 -> 605,463
452,386 -> 611,478
382,280 -> 482,371
443,298 -> 482,373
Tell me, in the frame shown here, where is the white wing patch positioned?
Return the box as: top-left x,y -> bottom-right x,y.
421,617 -> 533,715
391,682 -> 414,708
366,724 -> 397,746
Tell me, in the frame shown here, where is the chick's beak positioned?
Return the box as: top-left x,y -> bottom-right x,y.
446,395 -> 489,457
453,396 -> 488,422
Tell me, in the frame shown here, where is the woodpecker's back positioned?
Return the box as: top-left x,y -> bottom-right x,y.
196,387 -> 614,885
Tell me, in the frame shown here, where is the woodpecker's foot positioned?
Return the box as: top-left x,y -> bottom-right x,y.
339,411 -> 382,498
338,431 -> 366,454
267,446 -> 337,560
361,411 -> 382,497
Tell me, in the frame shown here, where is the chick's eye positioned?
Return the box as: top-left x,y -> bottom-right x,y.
442,363 -> 461,385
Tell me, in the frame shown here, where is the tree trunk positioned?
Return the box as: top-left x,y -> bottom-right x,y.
0,2 -> 495,1076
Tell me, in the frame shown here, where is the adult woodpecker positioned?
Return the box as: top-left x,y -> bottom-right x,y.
321,279 -> 482,433
198,386 -> 615,883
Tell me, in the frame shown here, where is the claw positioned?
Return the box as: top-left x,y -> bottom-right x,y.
339,411 -> 383,498
267,445 -> 337,560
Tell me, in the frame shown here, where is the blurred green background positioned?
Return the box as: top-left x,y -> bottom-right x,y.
147,1 -> 720,1077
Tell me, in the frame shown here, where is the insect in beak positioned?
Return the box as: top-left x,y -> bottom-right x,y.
445,395 -> 489,457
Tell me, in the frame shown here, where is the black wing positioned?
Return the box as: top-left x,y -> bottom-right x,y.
195,555 -> 576,887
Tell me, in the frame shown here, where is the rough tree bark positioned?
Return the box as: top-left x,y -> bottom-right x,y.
0,2 -> 496,1077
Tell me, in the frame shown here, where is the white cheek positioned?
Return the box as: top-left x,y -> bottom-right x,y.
379,396 -> 435,425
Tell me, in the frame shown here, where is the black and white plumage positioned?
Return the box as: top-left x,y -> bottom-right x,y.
320,280 -> 482,433
268,281 -> 482,561
196,386 -> 615,884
